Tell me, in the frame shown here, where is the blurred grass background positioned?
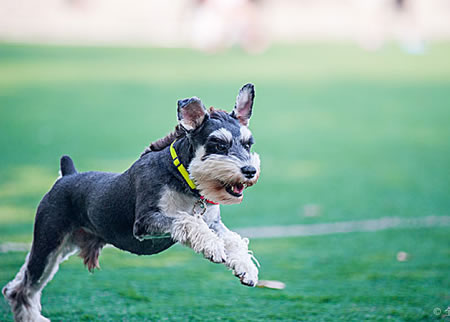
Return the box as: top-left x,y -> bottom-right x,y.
0,42 -> 449,320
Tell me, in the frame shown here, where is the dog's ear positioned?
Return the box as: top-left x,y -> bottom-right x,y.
177,97 -> 208,131
231,83 -> 255,127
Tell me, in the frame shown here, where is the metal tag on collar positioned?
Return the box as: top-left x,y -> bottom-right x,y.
192,198 -> 207,217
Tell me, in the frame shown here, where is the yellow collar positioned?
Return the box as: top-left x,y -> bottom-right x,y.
170,140 -> 197,190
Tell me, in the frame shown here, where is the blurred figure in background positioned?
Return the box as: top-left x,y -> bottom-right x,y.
0,0 -> 447,51
355,0 -> 425,54
393,0 -> 425,54
187,0 -> 269,53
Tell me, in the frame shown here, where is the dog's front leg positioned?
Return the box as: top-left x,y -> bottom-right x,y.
170,213 -> 227,264
210,219 -> 259,287
133,209 -> 173,241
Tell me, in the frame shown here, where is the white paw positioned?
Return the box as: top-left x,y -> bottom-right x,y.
36,315 -> 50,322
233,260 -> 259,287
204,240 -> 227,263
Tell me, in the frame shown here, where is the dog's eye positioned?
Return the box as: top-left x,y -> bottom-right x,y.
215,143 -> 228,153
242,142 -> 252,151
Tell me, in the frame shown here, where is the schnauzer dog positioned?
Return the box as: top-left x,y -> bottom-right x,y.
3,84 -> 260,321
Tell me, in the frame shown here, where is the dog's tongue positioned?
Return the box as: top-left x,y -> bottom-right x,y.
232,183 -> 244,195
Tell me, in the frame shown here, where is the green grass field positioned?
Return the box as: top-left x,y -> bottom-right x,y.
0,42 -> 449,321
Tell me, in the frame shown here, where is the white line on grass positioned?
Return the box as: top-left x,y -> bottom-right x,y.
1,216 -> 448,253
236,215 -> 450,239
0,242 -> 31,253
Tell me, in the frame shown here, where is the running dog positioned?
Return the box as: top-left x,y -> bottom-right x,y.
3,83 -> 261,321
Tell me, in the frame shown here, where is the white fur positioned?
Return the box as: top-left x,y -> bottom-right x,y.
158,186 -> 258,285
158,187 -> 226,262
2,254 -> 41,321
188,147 -> 260,205
216,227 -> 259,286
209,128 -> 232,142
170,214 -> 226,263
239,126 -> 252,142
3,238 -> 78,322
158,186 -> 218,219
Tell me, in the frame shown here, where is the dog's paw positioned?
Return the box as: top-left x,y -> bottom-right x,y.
204,240 -> 227,263
35,315 -> 50,322
233,260 -> 259,287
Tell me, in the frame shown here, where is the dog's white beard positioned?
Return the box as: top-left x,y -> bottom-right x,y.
189,147 -> 260,205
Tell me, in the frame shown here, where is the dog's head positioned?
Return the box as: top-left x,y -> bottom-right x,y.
177,84 -> 260,205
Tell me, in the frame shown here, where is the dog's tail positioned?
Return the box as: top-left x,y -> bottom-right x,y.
60,155 -> 77,176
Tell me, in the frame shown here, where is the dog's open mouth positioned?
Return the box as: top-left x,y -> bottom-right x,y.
224,182 -> 245,197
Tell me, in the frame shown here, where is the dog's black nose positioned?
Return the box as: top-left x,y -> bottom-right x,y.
241,166 -> 257,179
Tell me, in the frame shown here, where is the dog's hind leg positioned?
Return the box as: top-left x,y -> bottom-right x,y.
3,205 -> 78,322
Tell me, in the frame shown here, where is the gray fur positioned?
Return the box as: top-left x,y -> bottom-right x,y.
3,83 -> 259,321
